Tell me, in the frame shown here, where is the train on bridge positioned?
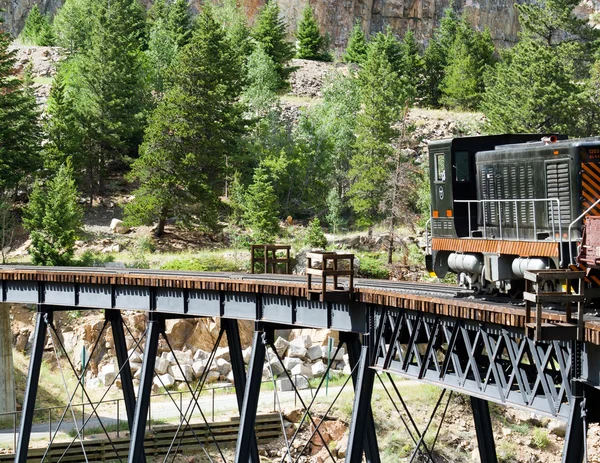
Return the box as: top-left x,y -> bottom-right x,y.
426,134 -> 600,298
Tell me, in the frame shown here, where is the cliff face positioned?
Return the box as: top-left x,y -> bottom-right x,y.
1,0 -> 598,49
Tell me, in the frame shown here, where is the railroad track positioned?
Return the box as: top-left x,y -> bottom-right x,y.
0,414 -> 282,462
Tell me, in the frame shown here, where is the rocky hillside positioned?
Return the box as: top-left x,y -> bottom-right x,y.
2,0 -> 599,50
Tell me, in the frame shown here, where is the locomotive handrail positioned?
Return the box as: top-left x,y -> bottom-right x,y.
453,198 -> 564,264
568,198 -> 600,265
424,218 -> 432,255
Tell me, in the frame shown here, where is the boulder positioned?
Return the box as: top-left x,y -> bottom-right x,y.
242,347 -> 252,364
193,349 -> 210,361
162,351 -> 175,364
321,346 -> 345,361
290,335 -> 312,349
266,358 -> 285,377
169,364 -> 194,382
154,373 -> 175,388
306,345 -> 323,361
129,361 -> 142,373
165,320 -> 195,350
277,376 -> 310,392
99,363 -> 117,386
283,357 -> 303,371
312,361 -> 328,377
205,370 -> 220,383
274,336 -> 290,357
173,350 -> 193,366
290,364 -> 313,379
548,420 -> 567,437
215,347 -> 230,361
288,343 -> 307,359
154,357 -> 170,375
192,359 -> 208,378
110,218 -> 130,234
216,358 -> 232,376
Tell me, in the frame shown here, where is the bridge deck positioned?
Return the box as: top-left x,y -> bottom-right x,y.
1,266 -> 599,343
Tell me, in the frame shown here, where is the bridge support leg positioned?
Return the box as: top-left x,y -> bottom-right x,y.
222,318 -> 259,463
562,396 -> 586,463
346,343 -> 378,463
342,332 -> 380,463
471,397 -> 497,463
16,307 -> 51,463
128,313 -> 161,463
107,310 -> 138,430
235,326 -> 267,463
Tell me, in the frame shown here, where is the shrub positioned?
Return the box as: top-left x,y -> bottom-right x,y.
358,253 -> 390,279
304,218 -> 328,249
161,255 -> 242,272
531,428 -> 550,449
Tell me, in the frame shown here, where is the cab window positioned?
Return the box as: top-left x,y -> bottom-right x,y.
454,151 -> 470,182
435,154 -> 446,182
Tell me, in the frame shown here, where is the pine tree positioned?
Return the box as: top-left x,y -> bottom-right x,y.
343,21 -> 368,64
420,6 -> 459,107
242,44 -> 281,117
349,40 -> 407,227
326,188 -> 344,240
146,16 -> 178,97
243,168 -> 280,243
214,0 -> 253,59
168,0 -> 193,48
23,160 -> 83,266
296,4 -> 327,61
304,217 -> 327,249
482,37 -> 578,134
20,5 -> 56,46
53,0 -> 95,52
148,0 -> 169,25
125,6 -> 244,236
440,37 -> 479,109
0,27 -> 42,192
368,26 -> 403,74
398,30 -> 423,103
68,0 -> 148,203
252,2 -> 295,87
578,57 -> 600,136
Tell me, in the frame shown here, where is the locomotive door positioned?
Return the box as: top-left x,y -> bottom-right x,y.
451,150 -> 477,237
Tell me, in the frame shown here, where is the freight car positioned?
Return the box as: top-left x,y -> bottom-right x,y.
425,134 -> 600,296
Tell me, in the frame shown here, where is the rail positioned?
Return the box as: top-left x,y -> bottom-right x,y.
568,198 -> 600,265
0,375 -> 314,451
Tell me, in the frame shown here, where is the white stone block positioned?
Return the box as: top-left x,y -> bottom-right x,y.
312,361 -> 328,377
173,350 -> 193,365
169,364 -> 194,382
288,343 -> 307,359
215,347 -> 230,361
242,347 -> 252,364
283,357 -> 303,371
277,376 -> 310,392
192,359 -> 207,378
306,345 -> 323,361
216,358 -> 232,376
154,357 -> 170,375
205,370 -> 220,383
290,336 -> 312,349
266,358 -> 285,377
321,346 -> 345,361
99,363 -> 117,386
194,349 -> 210,361
154,373 -> 175,388
290,364 -> 313,379
274,337 -> 290,357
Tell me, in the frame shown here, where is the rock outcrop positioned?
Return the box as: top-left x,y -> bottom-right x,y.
3,0 -> 598,50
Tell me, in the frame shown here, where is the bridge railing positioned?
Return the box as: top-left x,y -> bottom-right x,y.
0,374 -> 315,452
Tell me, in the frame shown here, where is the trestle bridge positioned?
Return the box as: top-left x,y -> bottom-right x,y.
3,265 -> 600,463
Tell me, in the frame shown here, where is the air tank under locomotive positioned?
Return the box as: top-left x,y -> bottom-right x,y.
425,134 -> 600,295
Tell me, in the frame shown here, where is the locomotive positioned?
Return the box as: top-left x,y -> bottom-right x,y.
425,134 -> 600,296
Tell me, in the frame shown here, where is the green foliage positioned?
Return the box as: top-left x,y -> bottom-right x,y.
441,23 -> 495,109
72,250 -> 115,267
0,31 -> 42,192
20,5 -> 56,46
399,30 -> 423,103
23,161 -> 83,266
482,37 -> 578,134
304,217 -> 327,249
252,2 -> 295,87
213,0 -> 253,60
243,168 -> 280,243
578,57 -> 600,136
242,44 -> 281,117
421,6 -> 459,107
369,26 -> 403,74
63,0 -> 148,201
343,21 -> 368,64
53,0 -> 94,52
349,39 -> 407,227
0,193 -> 16,263
168,0 -> 193,49
326,188 -> 344,235
126,6 -> 244,236
146,16 -> 178,96
296,4 -> 328,61
160,255 -> 242,272
228,171 -> 245,226
531,428 -> 550,449
358,253 -> 390,279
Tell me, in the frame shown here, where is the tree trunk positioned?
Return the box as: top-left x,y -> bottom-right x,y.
155,207 -> 168,237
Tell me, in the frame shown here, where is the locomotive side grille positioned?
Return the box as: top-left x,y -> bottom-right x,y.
546,162 -> 571,225
582,162 -> 600,216
480,166 -> 497,224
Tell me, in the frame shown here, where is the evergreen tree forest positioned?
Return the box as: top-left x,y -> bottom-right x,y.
3,0 -> 600,263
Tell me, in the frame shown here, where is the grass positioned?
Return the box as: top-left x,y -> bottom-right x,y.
497,441 -> 518,462
33,76 -> 53,85
531,428 -> 550,449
